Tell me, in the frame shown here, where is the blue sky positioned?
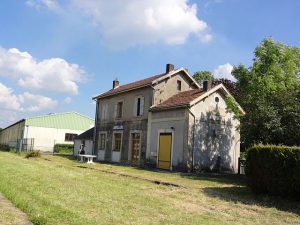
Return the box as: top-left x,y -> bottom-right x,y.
0,0 -> 299,128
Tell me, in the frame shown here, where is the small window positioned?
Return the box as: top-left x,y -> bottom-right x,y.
135,96 -> 144,116
113,133 -> 122,151
215,97 -> 219,103
177,80 -> 182,91
98,133 -> 106,150
65,133 -> 77,142
115,101 -> 123,119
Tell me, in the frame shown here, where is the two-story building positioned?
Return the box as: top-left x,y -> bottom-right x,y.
93,64 -> 244,172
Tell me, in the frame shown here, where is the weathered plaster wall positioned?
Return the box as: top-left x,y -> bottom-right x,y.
0,121 -> 25,147
153,71 -> 196,105
189,90 -> 240,173
148,109 -> 189,170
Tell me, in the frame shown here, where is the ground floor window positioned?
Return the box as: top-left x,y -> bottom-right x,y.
98,133 -> 106,150
113,133 -> 122,151
65,133 -> 77,142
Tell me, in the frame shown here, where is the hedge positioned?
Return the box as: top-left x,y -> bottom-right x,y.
245,145 -> 300,197
54,144 -> 74,154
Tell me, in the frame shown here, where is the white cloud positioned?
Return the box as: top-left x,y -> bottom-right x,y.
0,47 -> 87,95
0,83 -> 57,113
213,63 -> 235,81
73,0 -> 210,48
27,0 -> 211,49
64,97 -> 72,104
26,0 -> 60,11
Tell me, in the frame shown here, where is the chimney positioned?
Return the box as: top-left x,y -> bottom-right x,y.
203,80 -> 212,92
113,79 -> 119,89
166,64 -> 174,73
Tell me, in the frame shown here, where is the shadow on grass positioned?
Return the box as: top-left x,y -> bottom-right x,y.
180,173 -> 246,186
203,186 -> 300,216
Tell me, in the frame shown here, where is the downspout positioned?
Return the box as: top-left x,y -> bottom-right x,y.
92,98 -> 99,155
188,107 -> 195,172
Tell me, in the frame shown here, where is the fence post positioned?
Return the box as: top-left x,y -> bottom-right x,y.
238,157 -> 240,174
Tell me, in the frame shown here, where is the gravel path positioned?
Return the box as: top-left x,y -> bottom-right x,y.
0,193 -> 33,225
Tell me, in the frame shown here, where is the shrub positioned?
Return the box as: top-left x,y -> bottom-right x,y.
54,144 -> 73,154
245,144 -> 300,197
0,144 -> 10,151
25,150 -> 41,158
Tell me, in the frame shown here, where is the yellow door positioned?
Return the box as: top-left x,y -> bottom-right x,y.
158,133 -> 172,170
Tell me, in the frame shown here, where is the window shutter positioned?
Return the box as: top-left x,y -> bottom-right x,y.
133,97 -> 138,116
104,104 -> 108,120
140,96 -> 144,116
114,103 -> 117,118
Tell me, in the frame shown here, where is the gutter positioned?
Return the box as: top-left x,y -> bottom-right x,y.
92,99 -> 99,155
188,107 -> 195,172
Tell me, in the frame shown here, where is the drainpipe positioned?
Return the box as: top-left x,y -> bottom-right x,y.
188,108 -> 195,172
92,98 -> 99,155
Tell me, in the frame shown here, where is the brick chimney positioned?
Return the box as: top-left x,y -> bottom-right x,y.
203,80 -> 212,92
113,79 -> 119,89
166,64 -> 174,73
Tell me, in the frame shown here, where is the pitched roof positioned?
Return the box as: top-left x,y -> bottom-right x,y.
94,73 -> 166,99
150,89 -> 205,111
75,127 -> 94,140
25,112 -> 94,130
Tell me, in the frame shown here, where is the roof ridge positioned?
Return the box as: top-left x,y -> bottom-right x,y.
25,112 -> 94,121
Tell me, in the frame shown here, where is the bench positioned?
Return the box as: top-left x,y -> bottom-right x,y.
78,154 -> 97,164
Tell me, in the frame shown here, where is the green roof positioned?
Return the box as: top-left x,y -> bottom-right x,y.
25,112 -> 94,130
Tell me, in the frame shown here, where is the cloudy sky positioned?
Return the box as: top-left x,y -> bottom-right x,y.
0,0 -> 299,127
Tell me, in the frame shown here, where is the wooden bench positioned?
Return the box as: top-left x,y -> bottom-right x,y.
78,154 -> 97,164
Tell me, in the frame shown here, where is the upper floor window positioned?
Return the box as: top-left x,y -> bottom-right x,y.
65,133 -> 77,142
134,96 -> 144,117
115,101 -> 123,119
101,103 -> 109,121
177,80 -> 182,91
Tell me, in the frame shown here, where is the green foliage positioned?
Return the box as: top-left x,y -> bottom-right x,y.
25,150 -> 41,158
246,145 -> 300,197
0,145 -> 10,152
232,37 -> 300,147
54,144 -> 73,154
192,71 -> 214,84
225,95 -> 243,120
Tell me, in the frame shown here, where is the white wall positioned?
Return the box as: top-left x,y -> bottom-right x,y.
190,90 -> 240,172
74,139 -> 93,155
27,126 -> 86,152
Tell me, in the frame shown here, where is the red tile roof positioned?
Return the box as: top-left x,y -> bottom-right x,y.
95,73 -> 166,99
151,89 -> 205,111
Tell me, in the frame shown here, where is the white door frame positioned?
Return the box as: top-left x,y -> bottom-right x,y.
128,130 -> 142,163
97,131 -> 107,161
111,130 -> 123,162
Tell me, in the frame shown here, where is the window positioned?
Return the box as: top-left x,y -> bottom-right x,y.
65,133 -> 77,142
177,80 -> 182,91
134,96 -> 144,116
98,133 -> 106,150
101,103 -> 109,121
113,133 -> 122,151
115,101 -> 123,119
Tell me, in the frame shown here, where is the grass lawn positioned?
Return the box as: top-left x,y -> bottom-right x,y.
0,152 -> 299,225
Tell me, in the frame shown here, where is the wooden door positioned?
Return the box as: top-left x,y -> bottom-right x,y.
131,133 -> 140,164
158,133 -> 172,170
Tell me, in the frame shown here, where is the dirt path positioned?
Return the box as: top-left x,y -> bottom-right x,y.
0,193 -> 33,225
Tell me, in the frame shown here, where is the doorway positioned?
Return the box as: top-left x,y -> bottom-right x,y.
158,133 -> 172,170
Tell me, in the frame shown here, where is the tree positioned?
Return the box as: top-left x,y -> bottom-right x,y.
232,37 -> 300,148
192,71 -> 213,85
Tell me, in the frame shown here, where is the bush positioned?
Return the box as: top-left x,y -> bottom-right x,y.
54,144 -> 73,154
25,150 -> 41,158
246,144 -> 300,197
0,144 -> 10,151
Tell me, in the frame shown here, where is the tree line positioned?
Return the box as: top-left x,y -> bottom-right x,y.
193,38 -> 300,149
